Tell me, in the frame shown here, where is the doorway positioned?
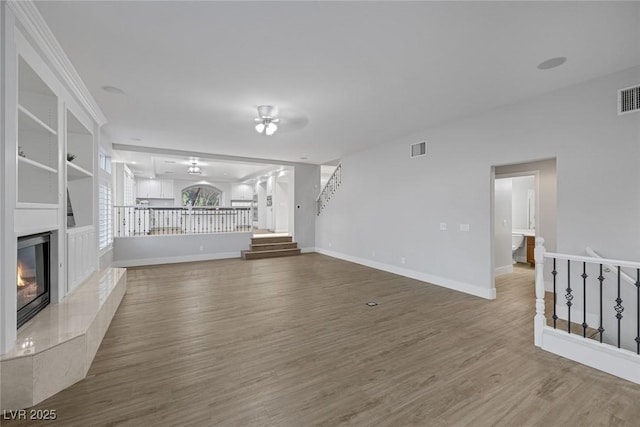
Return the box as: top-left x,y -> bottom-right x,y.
491,159 -> 557,293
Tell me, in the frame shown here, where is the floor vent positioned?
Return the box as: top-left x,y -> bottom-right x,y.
410,141 -> 427,158
618,85 -> 640,115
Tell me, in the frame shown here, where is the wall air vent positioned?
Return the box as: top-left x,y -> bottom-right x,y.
410,141 -> 427,158
618,85 -> 640,115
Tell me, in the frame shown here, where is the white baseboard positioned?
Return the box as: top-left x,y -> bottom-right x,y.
542,326 -> 640,384
300,247 -> 316,254
315,248 -> 495,300
495,264 -> 513,277
113,252 -> 240,267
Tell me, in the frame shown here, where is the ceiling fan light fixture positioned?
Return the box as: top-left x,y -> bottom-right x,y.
254,105 -> 279,136
265,122 -> 277,136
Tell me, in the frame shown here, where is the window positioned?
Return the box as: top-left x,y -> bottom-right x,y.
98,151 -> 113,250
181,185 -> 221,207
98,182 -> 113,250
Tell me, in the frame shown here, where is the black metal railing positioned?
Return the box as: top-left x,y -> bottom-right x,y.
317,163 -> 342,215
114,206 -> 252,237
544,251 -> 640,354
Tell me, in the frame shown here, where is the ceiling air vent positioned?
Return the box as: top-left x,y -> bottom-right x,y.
618,85 -> 640,115
410,141 -> 427,158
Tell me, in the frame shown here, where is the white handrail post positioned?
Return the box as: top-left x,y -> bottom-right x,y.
534,237 -> 546,347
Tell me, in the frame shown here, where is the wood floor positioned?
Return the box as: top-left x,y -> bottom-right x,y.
5,256 -> 640,426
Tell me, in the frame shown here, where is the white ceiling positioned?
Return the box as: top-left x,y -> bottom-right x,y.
36,1 -> 640,164
113,150 -> 282,182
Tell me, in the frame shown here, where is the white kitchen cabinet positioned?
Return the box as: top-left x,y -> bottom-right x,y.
137,179 -> 173,199
231,183 -> 252,200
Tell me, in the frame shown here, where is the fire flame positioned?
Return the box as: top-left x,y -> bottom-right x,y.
17,261 -> 25,288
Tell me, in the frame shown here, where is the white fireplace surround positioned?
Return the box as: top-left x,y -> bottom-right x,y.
0,2 -> 123,411
1,0 -> 108,356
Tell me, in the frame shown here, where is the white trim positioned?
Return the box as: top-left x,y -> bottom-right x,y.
7,0 -> 107,125
541,326 -> 640,385
300,247 -> 316,254
316,248 -> 496,300
495,264 -> 513,277
544,252 -> 640,270
112,251 -> 240,268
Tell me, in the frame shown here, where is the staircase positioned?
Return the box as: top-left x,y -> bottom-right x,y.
317,163 -> 341,215
241,235 -> 301,260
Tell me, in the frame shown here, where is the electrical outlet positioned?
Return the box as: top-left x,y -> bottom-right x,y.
440,222 -> 447,231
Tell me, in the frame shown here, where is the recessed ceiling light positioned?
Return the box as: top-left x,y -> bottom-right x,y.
131,161 -> 137,164
537,57 -> 567,70
101,85 -> 125,95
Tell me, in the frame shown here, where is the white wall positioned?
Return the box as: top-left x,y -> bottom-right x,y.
274,174 -> 289,233
511,176 -> 535,230
316,67 -> 640,299
494,178 -> 513,276
293,164 -> 319,251
112,232 -> 251,267
257,181 -> 267,229
266,176 -> 274,231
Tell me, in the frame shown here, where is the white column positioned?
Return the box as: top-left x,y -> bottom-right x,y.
534,236 -> 546,347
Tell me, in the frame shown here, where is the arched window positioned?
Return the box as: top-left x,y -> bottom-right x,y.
181,185 -> 221,207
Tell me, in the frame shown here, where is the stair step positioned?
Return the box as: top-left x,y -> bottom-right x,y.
251,235 -> 292,245
242,248 -> 301,260
251,242 -> 298,251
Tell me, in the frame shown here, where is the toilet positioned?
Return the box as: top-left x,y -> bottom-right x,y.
511,233 -> 525,264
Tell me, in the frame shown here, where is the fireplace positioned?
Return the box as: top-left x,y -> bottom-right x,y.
17,233 -> 51,328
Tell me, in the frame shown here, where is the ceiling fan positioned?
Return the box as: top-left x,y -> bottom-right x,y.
254,105 -> 280,136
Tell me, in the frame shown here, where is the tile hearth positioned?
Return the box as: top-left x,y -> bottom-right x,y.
0,267 -> 126,410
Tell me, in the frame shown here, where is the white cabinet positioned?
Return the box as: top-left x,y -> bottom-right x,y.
67,226 -> 96,293
160,180 -> 173,199
136,179 -> 173,199
231,183 -> 252,200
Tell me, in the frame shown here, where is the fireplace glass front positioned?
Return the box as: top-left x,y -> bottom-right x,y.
17,233 -> 51,328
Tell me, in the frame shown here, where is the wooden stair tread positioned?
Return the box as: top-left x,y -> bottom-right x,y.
251,236 -> 292,244
242,247 -> 301,260
250,242 -> 298,250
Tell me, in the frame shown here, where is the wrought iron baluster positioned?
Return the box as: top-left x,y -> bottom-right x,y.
581,262 -> 588,337
615,266 -> 624,348
552,258 -> 558,328
598,264 -> 604,343
566,260 -> 573,333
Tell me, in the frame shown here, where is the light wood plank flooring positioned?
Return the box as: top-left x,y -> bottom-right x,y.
5,256 -> 640,426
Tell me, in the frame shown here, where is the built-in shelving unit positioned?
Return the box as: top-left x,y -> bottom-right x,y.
17,56 -> 59,205
66,110 -> 94,229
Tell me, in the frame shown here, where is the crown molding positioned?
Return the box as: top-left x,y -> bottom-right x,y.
7,0 -> 107,126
